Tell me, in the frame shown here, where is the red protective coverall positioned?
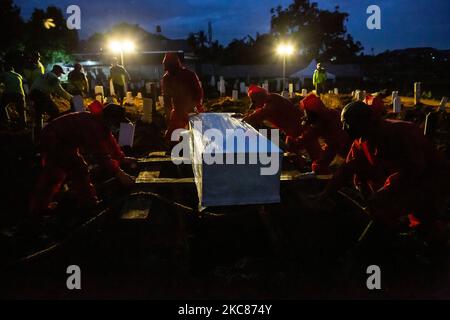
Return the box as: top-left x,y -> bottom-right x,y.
296,94 -> 350,175
30,112 -> 125,213
337,119 -> 450,228
243,92 -> 304,139
364,94 -> 385,119
161,54 -> 203,142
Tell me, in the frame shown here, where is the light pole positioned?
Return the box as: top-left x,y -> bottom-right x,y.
276,44 -> 294,94
109,40 -> 135,67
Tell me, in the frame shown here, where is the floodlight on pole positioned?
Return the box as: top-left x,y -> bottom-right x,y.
276,44 -> 294,93
108,39 -> 135,67
123,40 -> 135,53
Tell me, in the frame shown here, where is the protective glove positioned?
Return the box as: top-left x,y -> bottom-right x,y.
122,157 -> 138,170
115,168 -> 136,188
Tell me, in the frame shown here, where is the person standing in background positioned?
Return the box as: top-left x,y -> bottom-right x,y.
109,58 -> 130,105
23,51 -> 45,88
0,63 -> 26,129
161,52 -> 204,145
313,63 -> 327,96
67,63 -> 89,96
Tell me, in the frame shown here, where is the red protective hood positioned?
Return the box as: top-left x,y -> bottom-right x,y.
163,52 -> 182,71
247,84 -> 268,97
300,93 -> 327,114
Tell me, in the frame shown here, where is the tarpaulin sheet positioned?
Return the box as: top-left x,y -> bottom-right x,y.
188,113 -> 282,208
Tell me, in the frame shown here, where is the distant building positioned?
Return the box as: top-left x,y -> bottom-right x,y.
71,37 -> 196,85
323,63 -> 362,80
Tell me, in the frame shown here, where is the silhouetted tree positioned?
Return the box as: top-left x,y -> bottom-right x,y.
270,0 -> 363,62
24,6 -> 79,64
188,30 -> 223,63
0,0 -> 25,63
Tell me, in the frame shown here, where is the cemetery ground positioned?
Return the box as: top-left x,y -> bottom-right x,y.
0,93 -> 449,299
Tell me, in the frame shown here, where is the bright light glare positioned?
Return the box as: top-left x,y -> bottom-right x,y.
277,44 -> 294,55
123,40 -> 135,53
109,41 -> 122,53
109,40 -> 135,53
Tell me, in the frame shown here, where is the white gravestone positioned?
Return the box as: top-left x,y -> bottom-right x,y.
393,94 -> 402,113
126,91 -> 134,105
95,86 -> 104,103
240,82 -> 246,94
219,77 -> 226,96
263,80 -> 269,92
232,90 -> 238,101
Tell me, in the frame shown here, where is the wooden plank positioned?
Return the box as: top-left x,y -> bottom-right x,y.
136,170 -> 160,181
148,151 -> 167,158
120,197 -> 153,220
135,170 -> 315,185
136,175 -> 195,185
280,170 -> 316,181
283,152 -> 298,159
138,157 -> 188,164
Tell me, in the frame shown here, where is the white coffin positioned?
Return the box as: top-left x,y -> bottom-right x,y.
188,113 -> 282,208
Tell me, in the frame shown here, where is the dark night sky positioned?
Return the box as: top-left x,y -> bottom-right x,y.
15,0 -> 450,54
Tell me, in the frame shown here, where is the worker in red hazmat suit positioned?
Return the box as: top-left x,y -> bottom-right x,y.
242,84 -> 304,140
293,94 -> 351,178
161,52 -> 204,144
30,101 -> 136,215
330,101 -> 450,241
